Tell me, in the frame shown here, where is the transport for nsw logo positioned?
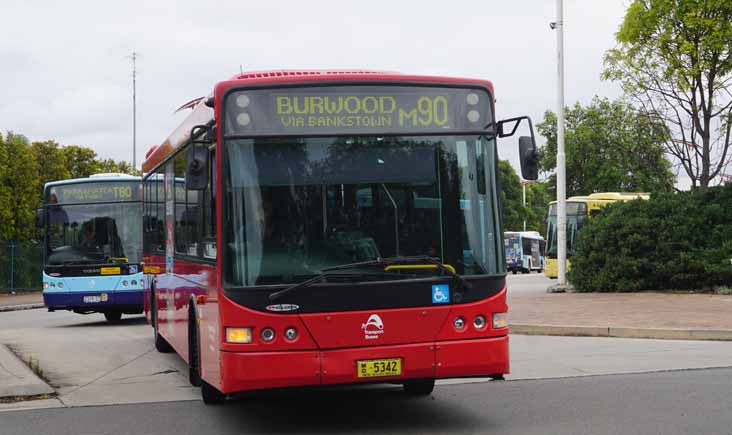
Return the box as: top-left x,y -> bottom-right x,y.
361,314 -> 384,340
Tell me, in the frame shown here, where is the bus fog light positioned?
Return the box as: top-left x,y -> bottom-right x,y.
261,327 -> 275,342
284,327 -> 298,340
493,312 -> 508,329
453,316 -> 465,330
473,315 -> 486,329
226,327 -> 252,343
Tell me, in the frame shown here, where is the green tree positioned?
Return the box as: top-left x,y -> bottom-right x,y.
62,145 -> 99,179
498,160 -> 524,231
0,132 -> 39,241
96,158 -> 140,176
524,181 -> 551,236
537,97 -> 675,197
603,0 -> 732,190
31,140 -> 70,205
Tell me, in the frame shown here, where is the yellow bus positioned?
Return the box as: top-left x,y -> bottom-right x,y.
544,192 -> 649,278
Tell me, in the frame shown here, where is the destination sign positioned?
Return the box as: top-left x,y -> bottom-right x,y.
49,181 -> 141,205
224,85 -> 493,136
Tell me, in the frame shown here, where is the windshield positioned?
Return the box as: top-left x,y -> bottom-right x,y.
45,202 -> 142,265
505,234 -> 520,259
223,135 -> 503,287
546,202 -> 587,258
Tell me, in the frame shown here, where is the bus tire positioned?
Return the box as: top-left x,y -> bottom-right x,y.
188,307 -> 202,387
403,378 -> 435,396
104,311 -> 122,322
201,379 -> 226,405
152,289 -> 173,353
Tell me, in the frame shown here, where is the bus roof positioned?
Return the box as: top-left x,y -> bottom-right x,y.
548,192 -> 650,206
44,173 -> 139,189
142,69 -> 496,174
504,231 -> 544,239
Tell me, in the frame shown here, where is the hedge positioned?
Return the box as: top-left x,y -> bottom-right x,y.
569,184 -> 732,292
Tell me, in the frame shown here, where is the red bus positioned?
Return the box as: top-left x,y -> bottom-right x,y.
142,70 -> 539,404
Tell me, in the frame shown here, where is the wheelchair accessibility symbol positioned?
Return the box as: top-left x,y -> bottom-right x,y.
432,284 -> 450,304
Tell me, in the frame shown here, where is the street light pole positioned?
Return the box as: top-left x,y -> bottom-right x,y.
131,52 -> 137,171
554,0 -> 568,285
522,181 -> 527,232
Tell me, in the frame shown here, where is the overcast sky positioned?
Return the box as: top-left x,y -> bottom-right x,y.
1,0 -> 631,177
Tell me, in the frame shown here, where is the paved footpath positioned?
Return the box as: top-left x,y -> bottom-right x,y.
507,274 -> 732,339
0,292 -> 44,312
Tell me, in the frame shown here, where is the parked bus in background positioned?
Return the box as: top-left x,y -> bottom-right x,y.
142,70 -> 540,403
544,192 -> 650,278
505,231 -> 545,274
40,174 -> 143,322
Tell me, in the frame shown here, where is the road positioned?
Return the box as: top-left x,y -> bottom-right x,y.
2,368 -> 731,435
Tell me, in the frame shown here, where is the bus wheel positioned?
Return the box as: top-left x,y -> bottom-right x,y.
104,311 -> 122,322
188,311 -> 202,387
152,290 -> 173,353
403,379 -> 435,396
511,269 -> 517,275
201,380 -> 226,405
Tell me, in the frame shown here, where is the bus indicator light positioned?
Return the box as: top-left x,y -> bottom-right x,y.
493,312 -> 508,329
226,327 -> 253,344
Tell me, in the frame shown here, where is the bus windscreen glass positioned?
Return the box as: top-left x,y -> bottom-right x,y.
45,181 -> 142,265
222,135 -> 502,287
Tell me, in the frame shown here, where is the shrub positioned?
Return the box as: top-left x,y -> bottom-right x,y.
569,184 -> 732,292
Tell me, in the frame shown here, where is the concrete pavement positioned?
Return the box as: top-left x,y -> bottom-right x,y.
2,308 -> 732,411
0,344 -> 54,398
0,292 -> 44,312
507,273 -> 732,340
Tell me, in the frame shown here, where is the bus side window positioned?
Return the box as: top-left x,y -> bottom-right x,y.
203,149 -> 217,260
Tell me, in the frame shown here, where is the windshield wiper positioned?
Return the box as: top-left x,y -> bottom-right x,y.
268,270 -> 410,301
268,255 -> 472,301
324,255 -> 472,290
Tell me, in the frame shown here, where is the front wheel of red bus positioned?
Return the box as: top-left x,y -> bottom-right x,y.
201,379 -> 226,405
151,287 -> 173,353
403,379 -> 435,396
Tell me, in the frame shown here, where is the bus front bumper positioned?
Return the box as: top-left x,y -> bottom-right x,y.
43,290 -> 144,312
219,335 -> 509,394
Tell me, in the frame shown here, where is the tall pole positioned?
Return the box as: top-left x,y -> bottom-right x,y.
555,0 -> 568,285
522,182 -> 527,232
131,52 -> 137,171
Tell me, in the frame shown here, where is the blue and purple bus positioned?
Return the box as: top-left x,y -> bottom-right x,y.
41,173 -> 143,322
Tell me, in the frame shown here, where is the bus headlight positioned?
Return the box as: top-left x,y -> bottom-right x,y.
473,315 -> 486,329
57,282 -> 63,288
226,327 -> 252,344
284,327 -> 298,341
493,312 -> 508,329
453,316 -> 466,330
260,327 -> 275,342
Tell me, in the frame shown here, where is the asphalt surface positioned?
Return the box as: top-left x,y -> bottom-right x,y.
2,367 -> 731,435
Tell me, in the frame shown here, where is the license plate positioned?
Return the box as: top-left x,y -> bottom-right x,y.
356,358 -> 402,378
83,293 -> 108,304
100,267 -> 121,275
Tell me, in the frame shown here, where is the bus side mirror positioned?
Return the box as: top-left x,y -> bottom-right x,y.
186,146 -> 209,190
519,136 -> 539,181
35,208 -> 44,228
